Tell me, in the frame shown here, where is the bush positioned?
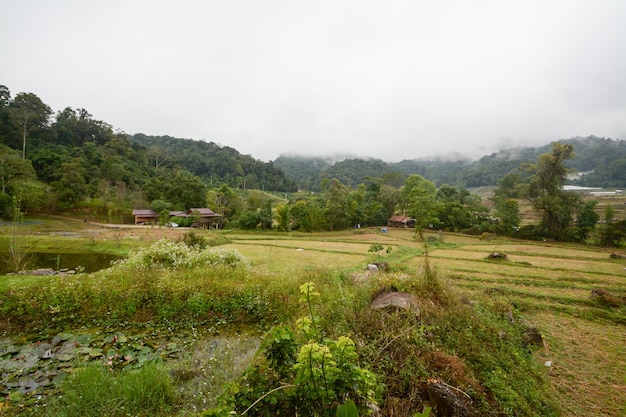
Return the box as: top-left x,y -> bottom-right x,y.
113,238 -> 250,270
170,216 -> 192,227
179,230 -> 207,249
238,211 -> 261,229
205,283 -> 380,416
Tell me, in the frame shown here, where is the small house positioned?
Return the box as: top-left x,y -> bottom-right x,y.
387,215 -> 416,228
186,208 -> 222,228
132,209 -> 159,225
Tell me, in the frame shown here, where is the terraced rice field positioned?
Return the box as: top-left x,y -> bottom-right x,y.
226,228 -> 625,416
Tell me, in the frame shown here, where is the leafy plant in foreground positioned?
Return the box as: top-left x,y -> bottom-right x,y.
205,282 -> 379,416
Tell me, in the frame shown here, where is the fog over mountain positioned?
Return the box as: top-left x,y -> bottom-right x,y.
2,1 -> 625,162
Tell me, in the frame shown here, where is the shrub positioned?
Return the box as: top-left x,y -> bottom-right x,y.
113,238 -> 250,270
205,282 -> 379,416
179,230 -> 207,249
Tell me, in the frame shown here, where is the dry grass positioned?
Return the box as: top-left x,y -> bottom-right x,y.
531,312 -> 626,417
421,238 -> 625,416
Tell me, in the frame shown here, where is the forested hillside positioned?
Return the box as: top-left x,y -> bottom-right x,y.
0,85 -> 295,219
276,136 -> 626,190
129,134 -> 296,192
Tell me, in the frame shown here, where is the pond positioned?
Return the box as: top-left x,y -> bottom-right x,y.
0,252 -> 124,275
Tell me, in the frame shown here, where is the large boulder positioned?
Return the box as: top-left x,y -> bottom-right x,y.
371,291 -> 420,315
427,381 -> 468,417
591,288 -> 626,307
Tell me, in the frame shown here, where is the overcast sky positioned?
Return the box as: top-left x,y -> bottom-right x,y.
2,1 -> 625,162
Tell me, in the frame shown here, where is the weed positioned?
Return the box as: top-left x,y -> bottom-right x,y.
39,362 -> 179,417
205,282 -> 379,416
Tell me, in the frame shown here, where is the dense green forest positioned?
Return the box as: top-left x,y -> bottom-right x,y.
276,136 -> 626,190
0,85 -> 296,220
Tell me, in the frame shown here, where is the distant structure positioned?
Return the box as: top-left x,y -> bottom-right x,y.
590,190 -> 622,196
563,186 -> 623,196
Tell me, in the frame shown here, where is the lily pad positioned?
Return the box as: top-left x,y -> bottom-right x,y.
88,348 -> 103,358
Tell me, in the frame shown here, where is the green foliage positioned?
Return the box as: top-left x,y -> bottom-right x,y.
413,407 -> 432,417
238,210 -> 261,229
131,134 -> 297,192
207,282 -> 379,417
400,175 -> 439,239
275,203 -> 290,231
42,362 -> 179,417
495,199 -> 521,235
336,400 -> 358,417
114,238 -> 250,270
522,143 -> 582,240
368,243 -> 392,263
179,230 -> 208,249
597,204 -> 626,247
435,184 -> 489,232
575,200 -> 600,242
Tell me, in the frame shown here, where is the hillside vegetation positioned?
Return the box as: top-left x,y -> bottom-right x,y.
275,136 -> 626,190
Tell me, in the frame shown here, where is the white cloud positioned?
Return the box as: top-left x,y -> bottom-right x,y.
1,0 -> 625,162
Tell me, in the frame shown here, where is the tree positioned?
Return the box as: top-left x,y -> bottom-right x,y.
400,174 -> 439,240
324,179 -> 350,231
0,145 -> 37,194
259,199 -> 273,229
575,201 -> 599,243
598,203 -> 621,247
495,199 -> 521,235
9,92 -> 52,159
207,184 -> 240,219
435,184 -> 488,232
238,211 -> 261,229
54,160 -> 88,207
492,172 -> 524,202
275,203 -> 290,231
522,143 -> 581,240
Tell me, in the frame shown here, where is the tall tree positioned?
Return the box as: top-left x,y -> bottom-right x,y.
522,143 -> 581,240
9,93 -> 52,159
0,145 -> 37,194
325,178 -> 350,231
575,201 -> 599,243
400,174 -> 439,240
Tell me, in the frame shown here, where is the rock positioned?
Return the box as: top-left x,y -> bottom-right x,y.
366,264 -> 379,272
591,288 -> 625,307
20,268 -> 56,276
374,262 -> 389,271
523,326 -> 544,347
427,381 -> 468,417
371,291 -> 420,315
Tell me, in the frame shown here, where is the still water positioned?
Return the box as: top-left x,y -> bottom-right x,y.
0,252 -> 123,275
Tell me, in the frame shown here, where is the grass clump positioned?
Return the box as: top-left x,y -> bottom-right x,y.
40,362 -> 179,417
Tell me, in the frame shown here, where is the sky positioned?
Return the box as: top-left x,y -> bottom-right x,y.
1,1 -> 625,162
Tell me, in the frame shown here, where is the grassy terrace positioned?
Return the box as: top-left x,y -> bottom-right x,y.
211,228 -> 625,415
